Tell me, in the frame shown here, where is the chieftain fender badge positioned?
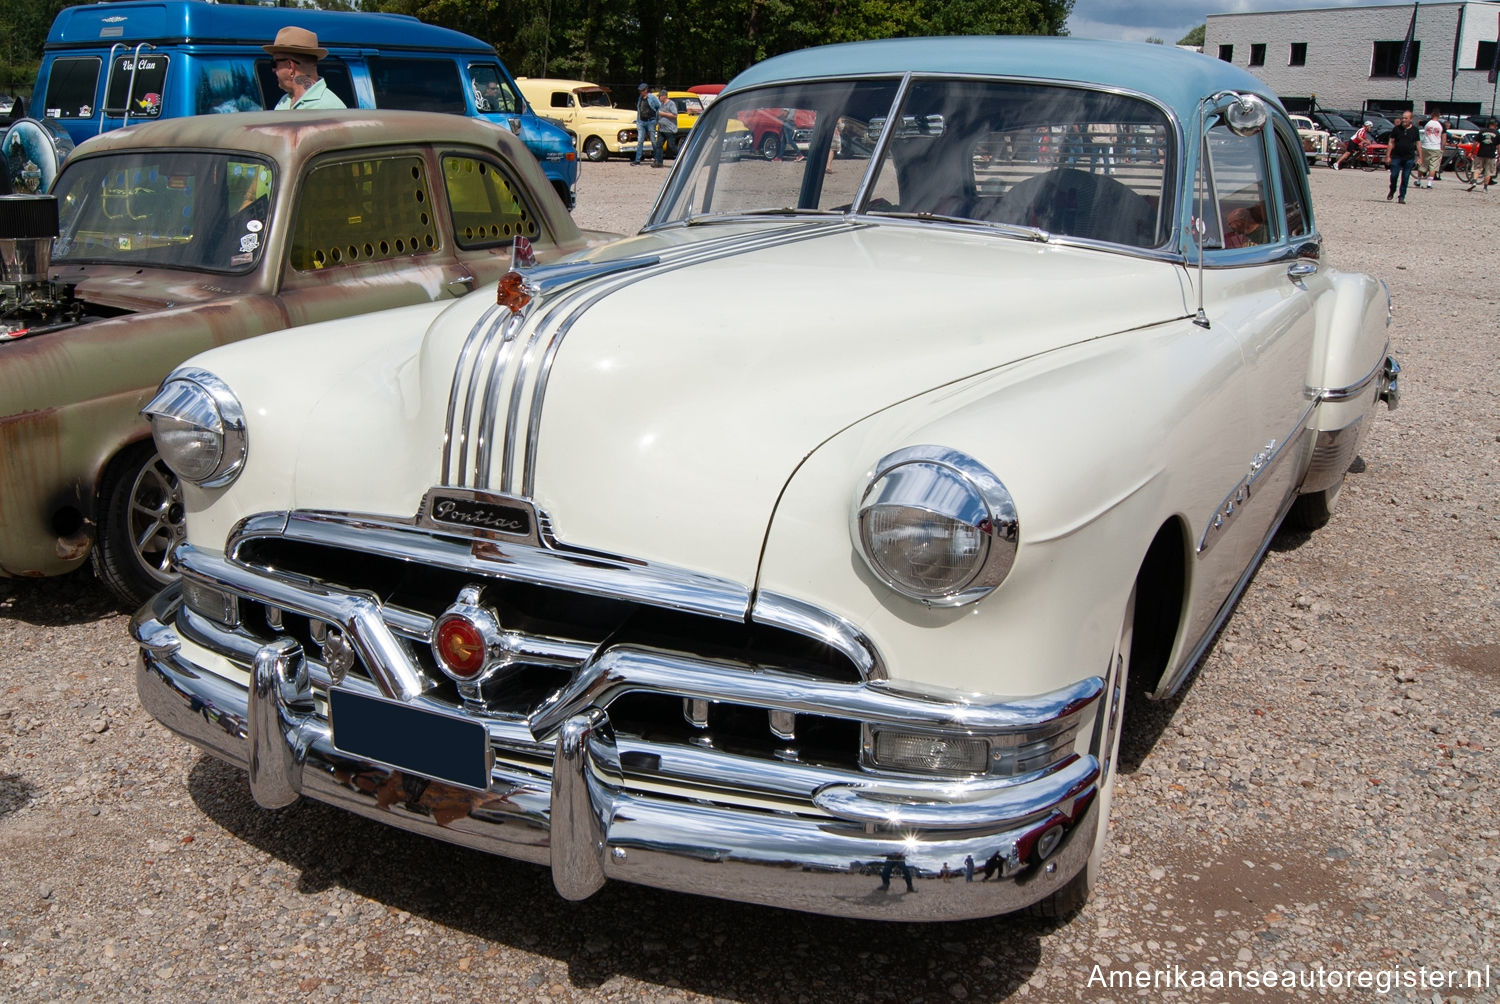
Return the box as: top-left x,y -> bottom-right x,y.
419,489 -> 535,539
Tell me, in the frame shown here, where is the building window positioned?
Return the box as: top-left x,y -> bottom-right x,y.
1371,40 -> 1420,78
1477,40 -> 1498,71
1250,43 -> 1266,67
1289,42 -> 1307,66
1218,44 -> 1234,62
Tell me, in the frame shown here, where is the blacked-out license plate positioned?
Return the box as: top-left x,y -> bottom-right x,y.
329,687 -> 491,791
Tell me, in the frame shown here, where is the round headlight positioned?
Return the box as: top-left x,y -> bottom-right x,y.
141,368 -> 247,488
853,446 -> 1019,606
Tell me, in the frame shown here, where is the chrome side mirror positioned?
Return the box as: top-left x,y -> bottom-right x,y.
1221,94 -> 1269,136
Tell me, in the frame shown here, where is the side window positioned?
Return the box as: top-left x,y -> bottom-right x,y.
441,154 -> 542,249
103,52 -> 169,117
1206,125 -> 1273,249
254,58 -> 355,110
468,65 -> 518,113
44,57 -> 101,119
288,154 -> 439,271
1273,131 -> 1313,239
550,92 -> 573,109
368,57 -> 465,114
195,58 -> 264,114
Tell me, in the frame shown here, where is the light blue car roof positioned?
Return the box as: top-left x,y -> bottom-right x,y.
724,36 -> 1279,125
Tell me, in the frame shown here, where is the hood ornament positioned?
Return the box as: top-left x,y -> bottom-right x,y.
497,236 -> 539,314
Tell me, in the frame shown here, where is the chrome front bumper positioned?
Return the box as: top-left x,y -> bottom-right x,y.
134,584 -> 1105,921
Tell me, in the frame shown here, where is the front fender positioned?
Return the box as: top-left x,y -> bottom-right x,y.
754,316 -> 1245,700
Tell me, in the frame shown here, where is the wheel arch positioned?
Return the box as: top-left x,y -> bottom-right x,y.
1130,517 -> 1191,700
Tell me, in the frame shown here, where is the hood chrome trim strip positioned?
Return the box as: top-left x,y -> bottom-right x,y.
517,221 -> 868,498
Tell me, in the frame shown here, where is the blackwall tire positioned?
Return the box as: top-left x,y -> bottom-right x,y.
92,443 -> 184,608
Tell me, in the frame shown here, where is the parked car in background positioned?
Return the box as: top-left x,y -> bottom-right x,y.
1336,110 -> 1395,141
687,84 -> 724,107
1289,113 -> 1336,165
515,78 -> 642,161
0,110 -> 605,607
134,36 -> 1397,924
30,0 -> 579,207
1308,109 -> 1358,146
667,90 -> 705,149
735,105 -> 817,159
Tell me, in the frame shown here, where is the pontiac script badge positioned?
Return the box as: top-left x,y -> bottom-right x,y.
427,494 -> 532,536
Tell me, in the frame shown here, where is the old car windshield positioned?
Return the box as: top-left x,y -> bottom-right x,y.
655,77 -> 1175,249
51,151 -> 275,273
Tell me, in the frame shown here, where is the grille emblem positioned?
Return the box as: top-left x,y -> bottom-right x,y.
422,490 -> 533,538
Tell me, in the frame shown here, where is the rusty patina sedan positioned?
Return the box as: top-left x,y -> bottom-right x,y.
0,109 -> 599,605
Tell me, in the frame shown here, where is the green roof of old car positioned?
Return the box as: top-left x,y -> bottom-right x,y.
724,36 -> 1278,125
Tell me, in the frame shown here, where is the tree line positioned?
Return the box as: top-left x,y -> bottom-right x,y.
2,0 -> 1073,98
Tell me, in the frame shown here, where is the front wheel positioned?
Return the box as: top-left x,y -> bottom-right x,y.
581,136 -> 608,162
1455,155 -> 1474,184
757,133 -> 782,160
92,443 -> 184,608
1028,586 -> 1135,920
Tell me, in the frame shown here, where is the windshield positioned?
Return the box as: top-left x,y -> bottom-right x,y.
577,89 -> 614,109
654,76 -> 1176,249
52,151 -> 275,272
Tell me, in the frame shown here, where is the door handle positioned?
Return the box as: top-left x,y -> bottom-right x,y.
1286,261 -> 1317,283
446,275 -> 476,297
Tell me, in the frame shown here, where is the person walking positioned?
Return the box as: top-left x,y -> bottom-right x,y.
632,83 -> 657,166
1470,119 -> 1499,191
652,87 -> 678,168
1417,110 -> 1445,188
1385,110 -> 1419,203
264,27 -> 346,110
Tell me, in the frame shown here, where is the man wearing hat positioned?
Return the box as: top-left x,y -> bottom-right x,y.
633,82 -> 658,166
264,27 -> 346,110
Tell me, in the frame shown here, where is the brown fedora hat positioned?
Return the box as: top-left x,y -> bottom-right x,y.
262,26 -> 328,60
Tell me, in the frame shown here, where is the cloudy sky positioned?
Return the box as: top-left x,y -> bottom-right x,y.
1066,0 -> 1415,44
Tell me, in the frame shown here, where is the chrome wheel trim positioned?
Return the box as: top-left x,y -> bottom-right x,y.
126,452 -> 185,583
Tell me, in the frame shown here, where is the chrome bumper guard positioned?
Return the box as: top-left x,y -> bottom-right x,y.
135,572 -> 1105,921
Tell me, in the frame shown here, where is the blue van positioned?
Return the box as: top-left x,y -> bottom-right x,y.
31,1 -> 578,206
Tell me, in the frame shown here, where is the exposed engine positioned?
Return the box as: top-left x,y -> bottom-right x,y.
0,193 -> 90,341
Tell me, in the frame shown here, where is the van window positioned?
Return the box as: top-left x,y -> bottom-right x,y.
195,59 -> 265,114
289,155 -> 439,271
549,92 -> 574,109
44,57 -> 101,119
441,154 -> 540,249
468,64 -> 519,114
103,52 -> 169,117
253,59 -> 356,110
369,57 -> 465,114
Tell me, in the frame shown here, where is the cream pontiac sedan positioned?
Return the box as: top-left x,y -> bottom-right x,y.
133,37 -> 1398,922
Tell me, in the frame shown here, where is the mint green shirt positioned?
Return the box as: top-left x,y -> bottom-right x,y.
274,78 -> 346,111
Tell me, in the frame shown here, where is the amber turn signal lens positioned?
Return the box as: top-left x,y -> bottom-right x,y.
433,615 -> 486,677
497,270 -> 532,313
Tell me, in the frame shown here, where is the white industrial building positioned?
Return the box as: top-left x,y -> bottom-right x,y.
1204,2 -> 1500,120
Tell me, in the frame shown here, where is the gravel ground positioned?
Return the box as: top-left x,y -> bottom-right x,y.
2,160 -> 1496,1003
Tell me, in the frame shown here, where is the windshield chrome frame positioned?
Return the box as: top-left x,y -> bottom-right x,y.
645,71 -> 1189,261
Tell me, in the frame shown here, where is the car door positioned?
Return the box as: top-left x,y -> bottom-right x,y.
1196,121 -> 1323,561
276,146 -> 474,328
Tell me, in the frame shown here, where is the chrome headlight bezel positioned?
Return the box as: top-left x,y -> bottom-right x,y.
852,446 -> 1020,607
142,367 -> 248,489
